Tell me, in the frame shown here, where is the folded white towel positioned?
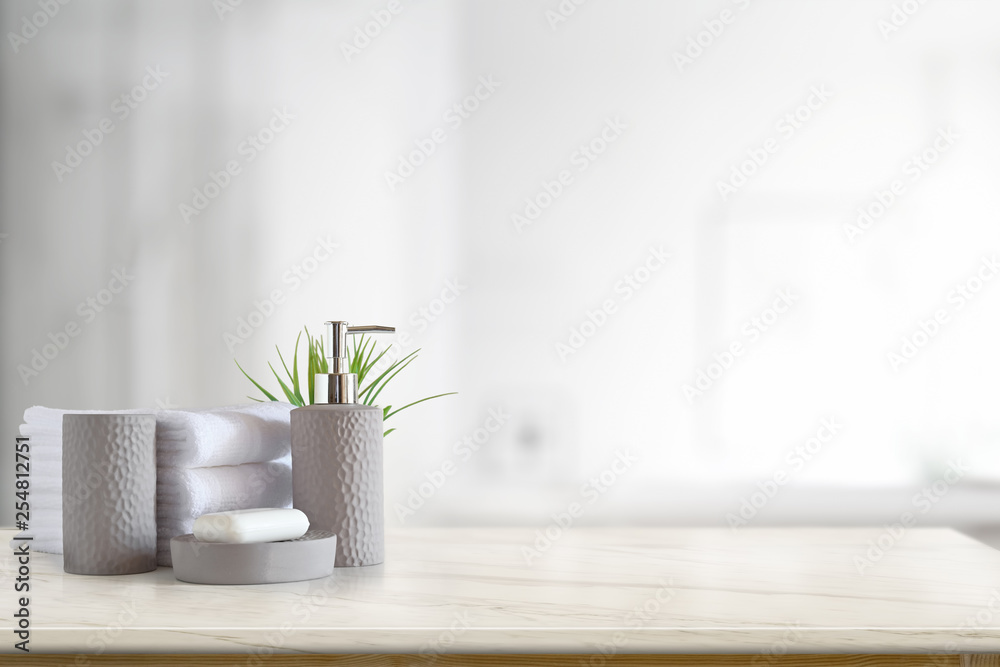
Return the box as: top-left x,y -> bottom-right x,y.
18,533 -> 62,555
22,402 -> 294,468
156,458 -> 292,520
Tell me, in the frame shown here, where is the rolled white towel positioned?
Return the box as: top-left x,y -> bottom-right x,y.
156,457 -> 292,520
154,403 -> 293,467
16,534 -> 62,556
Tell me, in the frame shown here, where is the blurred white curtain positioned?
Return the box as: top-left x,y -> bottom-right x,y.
0,0 -> 462,524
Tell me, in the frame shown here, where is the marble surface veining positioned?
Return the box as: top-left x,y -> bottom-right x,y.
4,527 -> 1000,654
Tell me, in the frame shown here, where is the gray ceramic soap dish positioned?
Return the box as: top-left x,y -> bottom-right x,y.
170,530 -> 337,585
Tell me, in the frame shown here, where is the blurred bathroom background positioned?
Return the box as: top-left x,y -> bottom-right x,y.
3,0 -> 1000,539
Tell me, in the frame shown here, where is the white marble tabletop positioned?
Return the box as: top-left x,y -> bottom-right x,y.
4,527 -> 1000,655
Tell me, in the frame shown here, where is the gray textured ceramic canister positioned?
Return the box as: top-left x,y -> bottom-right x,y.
290,320 -> 393,568
291,404 -> 384,567
62,413 -> 157,575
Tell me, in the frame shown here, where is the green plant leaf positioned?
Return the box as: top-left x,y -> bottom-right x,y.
269,362 -> 303,407
383,428 -> 396,437
366,355 -> 417,406
317,334 -> 328,373
349,334 -> 365,376
235,358 -> 279,402
359,349 -> 419,404
351,332 -> 360,366
358,346 -> 392,391
385,392 -> 457,420
275,337 -> 303,406
305,327 -> 316,405
291,332 -> 302,402
359,337 -> 378,384
350,335 -> 379,386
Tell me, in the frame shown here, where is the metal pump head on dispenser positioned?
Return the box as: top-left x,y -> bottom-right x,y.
314,321 -> 395,404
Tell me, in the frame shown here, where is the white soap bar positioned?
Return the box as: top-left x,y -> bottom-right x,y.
192,508 -> 309,544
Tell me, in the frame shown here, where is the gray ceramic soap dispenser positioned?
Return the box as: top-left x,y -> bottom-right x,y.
290,321 -> 393,567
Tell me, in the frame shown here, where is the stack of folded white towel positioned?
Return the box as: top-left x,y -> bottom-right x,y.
14,402 -> 294,566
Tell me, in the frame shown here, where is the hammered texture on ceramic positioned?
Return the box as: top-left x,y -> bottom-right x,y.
291,406 -> 383,567
62,414 -> 157,575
